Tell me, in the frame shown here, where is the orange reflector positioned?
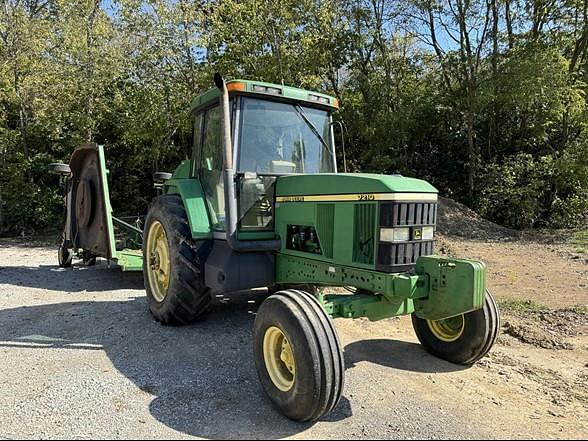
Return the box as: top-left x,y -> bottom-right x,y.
333,98 -> 340,109
227,82 -> 246,92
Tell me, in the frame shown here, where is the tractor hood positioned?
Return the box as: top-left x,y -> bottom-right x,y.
275,173 -> 437,198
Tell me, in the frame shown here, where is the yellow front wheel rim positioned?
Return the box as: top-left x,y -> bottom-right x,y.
263,326 -> 295,392
427,315 -> 465,342
146,220 -> 171,302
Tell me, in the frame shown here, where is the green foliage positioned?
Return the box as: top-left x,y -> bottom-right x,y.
0,154 -> 61,234
477,153 -> 553,229
550,136 -> 588,227
0,0 -> 587,235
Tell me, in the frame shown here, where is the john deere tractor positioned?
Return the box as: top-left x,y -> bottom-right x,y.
51,74 -> 499,422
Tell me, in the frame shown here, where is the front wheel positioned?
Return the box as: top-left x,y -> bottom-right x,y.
253,289 -> 344,422
412,289 -> 500,365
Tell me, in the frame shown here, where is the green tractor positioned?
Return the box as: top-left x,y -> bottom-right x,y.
51,74 -> 499,422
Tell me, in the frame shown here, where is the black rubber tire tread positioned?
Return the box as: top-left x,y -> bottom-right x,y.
143,194 -> 212,326
289,289 -> 345,418
253,289 -> 344,422
412,289 -> 500,365
472,290 -> 501,363
58,242 -> 72,268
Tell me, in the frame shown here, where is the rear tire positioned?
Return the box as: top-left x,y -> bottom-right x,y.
143,195 -> 212,325
412,289 -> 500,365
253,289 -> 344,421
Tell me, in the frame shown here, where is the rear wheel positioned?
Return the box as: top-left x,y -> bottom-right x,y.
143,195 -> 212,325
412,289 -> 500,364
253,289 -> 344,421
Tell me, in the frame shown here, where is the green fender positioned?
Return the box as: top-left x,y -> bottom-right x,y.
165,176 -> 213,240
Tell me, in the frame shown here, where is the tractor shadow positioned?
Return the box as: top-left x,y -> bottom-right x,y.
1,257 -> 464,438
0,263 -> 351,439
0,259 -> 145,292
344,338 -> 468,374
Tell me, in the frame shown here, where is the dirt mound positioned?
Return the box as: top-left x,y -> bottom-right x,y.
499,305 -> 587,350
437,196 -> 519,240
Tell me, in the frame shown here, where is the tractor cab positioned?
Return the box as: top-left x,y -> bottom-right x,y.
190,80 -> 339,238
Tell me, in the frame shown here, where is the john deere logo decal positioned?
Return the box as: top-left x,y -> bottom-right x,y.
412,227 -> 422,240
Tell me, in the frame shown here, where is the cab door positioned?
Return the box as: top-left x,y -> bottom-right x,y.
195,105 -> 225,231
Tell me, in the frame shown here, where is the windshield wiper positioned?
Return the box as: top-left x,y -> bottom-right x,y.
293,104 -> 333,159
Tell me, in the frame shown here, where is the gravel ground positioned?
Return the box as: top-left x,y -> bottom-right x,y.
1,243 -> 586,439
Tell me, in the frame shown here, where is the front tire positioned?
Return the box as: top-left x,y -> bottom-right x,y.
253,289 -> 344,421
412,289 -> 500,365
143,195 -> 212,325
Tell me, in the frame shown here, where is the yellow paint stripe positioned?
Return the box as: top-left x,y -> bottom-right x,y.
275,193 -> 438,203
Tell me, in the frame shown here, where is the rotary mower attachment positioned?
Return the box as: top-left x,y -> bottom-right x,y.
49,143 -> 143,270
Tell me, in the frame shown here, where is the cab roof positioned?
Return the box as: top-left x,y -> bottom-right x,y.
190,79 -> 339,113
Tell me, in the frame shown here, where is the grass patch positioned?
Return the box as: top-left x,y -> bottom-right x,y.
571,230 -> 588,247
565,304 -> 588,315
499,299 -> 549,313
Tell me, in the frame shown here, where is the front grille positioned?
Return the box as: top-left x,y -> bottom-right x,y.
380,201 -> 437,227
378,241 -> 434,269
377,200 -> 437,272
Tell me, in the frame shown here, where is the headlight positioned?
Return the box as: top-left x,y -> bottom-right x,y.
380,227 -> 410,242
380,226 -> 435,242
422,226 -> 435,240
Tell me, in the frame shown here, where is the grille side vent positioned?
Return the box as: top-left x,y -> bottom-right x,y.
316,204 -> 335,258
353,203 -> 376,264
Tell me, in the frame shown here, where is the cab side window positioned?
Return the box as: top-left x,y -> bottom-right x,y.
192,113 -> 203,172
199,106 -> 225,230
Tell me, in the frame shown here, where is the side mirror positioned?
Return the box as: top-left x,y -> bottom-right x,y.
330,121 -> 347,173
153,172 -> 171,195
153,172 -> 172,182
48,163 -> 71,176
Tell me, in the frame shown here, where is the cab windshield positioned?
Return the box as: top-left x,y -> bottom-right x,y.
237,97 -> 335,174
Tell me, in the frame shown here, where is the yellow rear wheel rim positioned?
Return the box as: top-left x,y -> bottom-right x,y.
146,220 -> 170,303
263,326 -> 296,392
427,315 -> 465,342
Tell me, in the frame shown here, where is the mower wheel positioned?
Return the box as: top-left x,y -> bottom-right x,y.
58,242 -> 72,268
412,289 -> 500,365
82,251 -> 97,266
143,195 -> 212,325
253,289 -> 344,421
